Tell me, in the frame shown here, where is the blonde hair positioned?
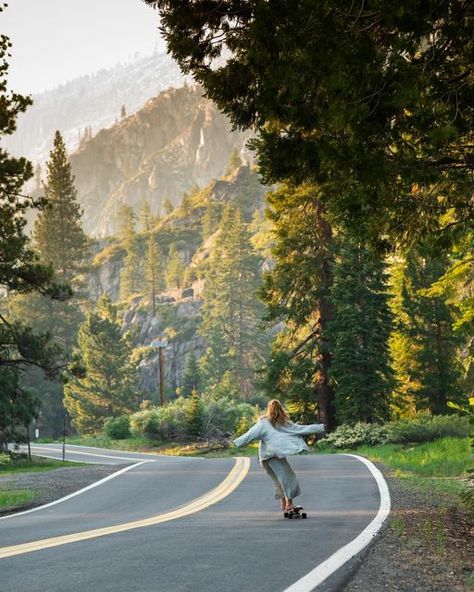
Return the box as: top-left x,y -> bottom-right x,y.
265,399 -> 289,426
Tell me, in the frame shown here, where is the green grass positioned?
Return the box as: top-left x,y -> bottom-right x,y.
0,489 -> 39,510
355,437 -> 473,496
0,456 -> 85,477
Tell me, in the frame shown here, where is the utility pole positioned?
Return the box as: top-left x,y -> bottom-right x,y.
62,413 -> 67,462
151,338 -> 168,406
158,346 -> 164,406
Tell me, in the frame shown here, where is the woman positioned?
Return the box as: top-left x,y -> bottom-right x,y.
233,399 -> 325,512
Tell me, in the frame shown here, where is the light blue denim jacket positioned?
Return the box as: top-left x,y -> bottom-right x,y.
233,417 -> 325,461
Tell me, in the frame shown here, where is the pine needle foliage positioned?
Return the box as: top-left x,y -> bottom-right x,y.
33,131 -> 88,283
64,295 -> 140,434
328,240 -> 394,424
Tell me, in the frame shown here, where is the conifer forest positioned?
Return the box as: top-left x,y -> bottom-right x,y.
1,1 -> 473,449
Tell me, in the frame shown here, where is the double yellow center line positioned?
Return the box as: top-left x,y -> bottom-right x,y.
0,456 -> 250,560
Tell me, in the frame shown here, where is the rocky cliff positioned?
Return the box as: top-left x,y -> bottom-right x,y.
70,85 -> 252,237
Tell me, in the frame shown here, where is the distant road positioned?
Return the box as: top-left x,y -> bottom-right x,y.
0,445 -> 389,592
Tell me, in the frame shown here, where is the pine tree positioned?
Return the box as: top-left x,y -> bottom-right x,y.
185,389 -> 203,438
33,130 -> 88,282
179,192 -> 192,216
224,147 -> 242,177
145,234 -> 165,314
116,203 -> 135,240
328,240 -> 394,424
139,200 -> 153,232
120,104 -> 127,118
262,184 -> 336,429
199,205 -> 267,397
181,352 -> 201,397
392,246 -> 464,414
163,198 -> 174,216
119,205 -> 143,300
201,199 -> 219,241
64,295 -> 140,434
166,243 -> 184,289
0,28 -> 67,448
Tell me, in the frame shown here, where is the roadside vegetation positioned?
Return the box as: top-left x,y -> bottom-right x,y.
0,453 -> 84,477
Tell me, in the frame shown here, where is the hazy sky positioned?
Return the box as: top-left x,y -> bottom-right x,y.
2,0 -> 164,94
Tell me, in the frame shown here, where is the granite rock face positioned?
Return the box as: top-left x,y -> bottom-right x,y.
70,85 -> 251,237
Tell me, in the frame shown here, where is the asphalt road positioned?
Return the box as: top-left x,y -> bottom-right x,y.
0,445 -> 387,592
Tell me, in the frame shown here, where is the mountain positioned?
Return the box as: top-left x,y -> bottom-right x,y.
70,85 -> 252,237
4,52 -> 187,164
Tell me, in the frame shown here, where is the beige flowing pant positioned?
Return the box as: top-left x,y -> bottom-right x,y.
260,457 -> 301,499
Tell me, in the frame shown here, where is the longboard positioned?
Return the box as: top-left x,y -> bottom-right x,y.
283,505 -> 307,519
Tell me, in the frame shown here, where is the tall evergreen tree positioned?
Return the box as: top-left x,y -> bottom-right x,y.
166,243 -> 184,290
392,246 -> 464,414
119,205 -> 143,300
181,352 -> 201,397
10,132 -> 87,434
145,234 -> 164,314
262,184 -> 336,429
33,130 -> 88,282
224,148 -> 242,178
163,198 -> 174,216
328,240 -> 393,424
0,24 -> 66,449
200,205 -> 266,397
139,199 -> 153,232
185,389 -> 203,438
64,295 -> 140,434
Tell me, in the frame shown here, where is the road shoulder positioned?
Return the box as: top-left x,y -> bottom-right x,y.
343,464 -> 474,592
0,464 -> 128,517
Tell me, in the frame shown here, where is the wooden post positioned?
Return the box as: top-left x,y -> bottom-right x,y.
158,346 -> 164,406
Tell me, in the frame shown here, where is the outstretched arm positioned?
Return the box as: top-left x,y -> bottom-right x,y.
233,420 -> 265,447
285,422 -> 326,436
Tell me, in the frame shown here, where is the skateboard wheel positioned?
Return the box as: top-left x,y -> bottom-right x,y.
288,513 -> 293,519
284,512 -> 289,518
302,513 -> 307,519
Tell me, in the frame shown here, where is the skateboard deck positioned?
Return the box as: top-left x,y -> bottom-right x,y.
283,505 -> 307,519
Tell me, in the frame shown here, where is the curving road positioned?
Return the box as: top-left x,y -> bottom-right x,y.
0,444 -> 389,592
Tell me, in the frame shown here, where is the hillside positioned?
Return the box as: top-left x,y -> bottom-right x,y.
71,85 -> 252,236
4,52 -> 187,164
89,164 -> 269,394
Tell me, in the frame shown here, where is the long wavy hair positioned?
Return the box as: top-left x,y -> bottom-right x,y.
265,399 -> 290,426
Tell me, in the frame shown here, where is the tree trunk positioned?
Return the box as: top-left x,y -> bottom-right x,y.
315,201 -> 336,431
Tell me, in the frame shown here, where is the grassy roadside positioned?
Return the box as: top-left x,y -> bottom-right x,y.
353,436 -> 473,498
0,456 -> 85,478
0,455 -> 87,512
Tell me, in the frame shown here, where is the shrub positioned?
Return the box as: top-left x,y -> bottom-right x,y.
104,415 -> 131,440
321,422 -> 391,449
321,414 -> 471,450
0,453 -> 11,467
130,395 -> 258,441
389,414 -> 470,444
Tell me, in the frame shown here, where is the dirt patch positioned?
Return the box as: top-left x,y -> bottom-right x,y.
344,467 -> 474,592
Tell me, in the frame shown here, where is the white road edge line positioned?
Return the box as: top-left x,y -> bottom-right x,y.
17,452 -> 103,465
25,444 -> 205,461
26,446 -> 156,463
283,453 -> 391,592
0,461 -> 150,521
29,443 -> 205,460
